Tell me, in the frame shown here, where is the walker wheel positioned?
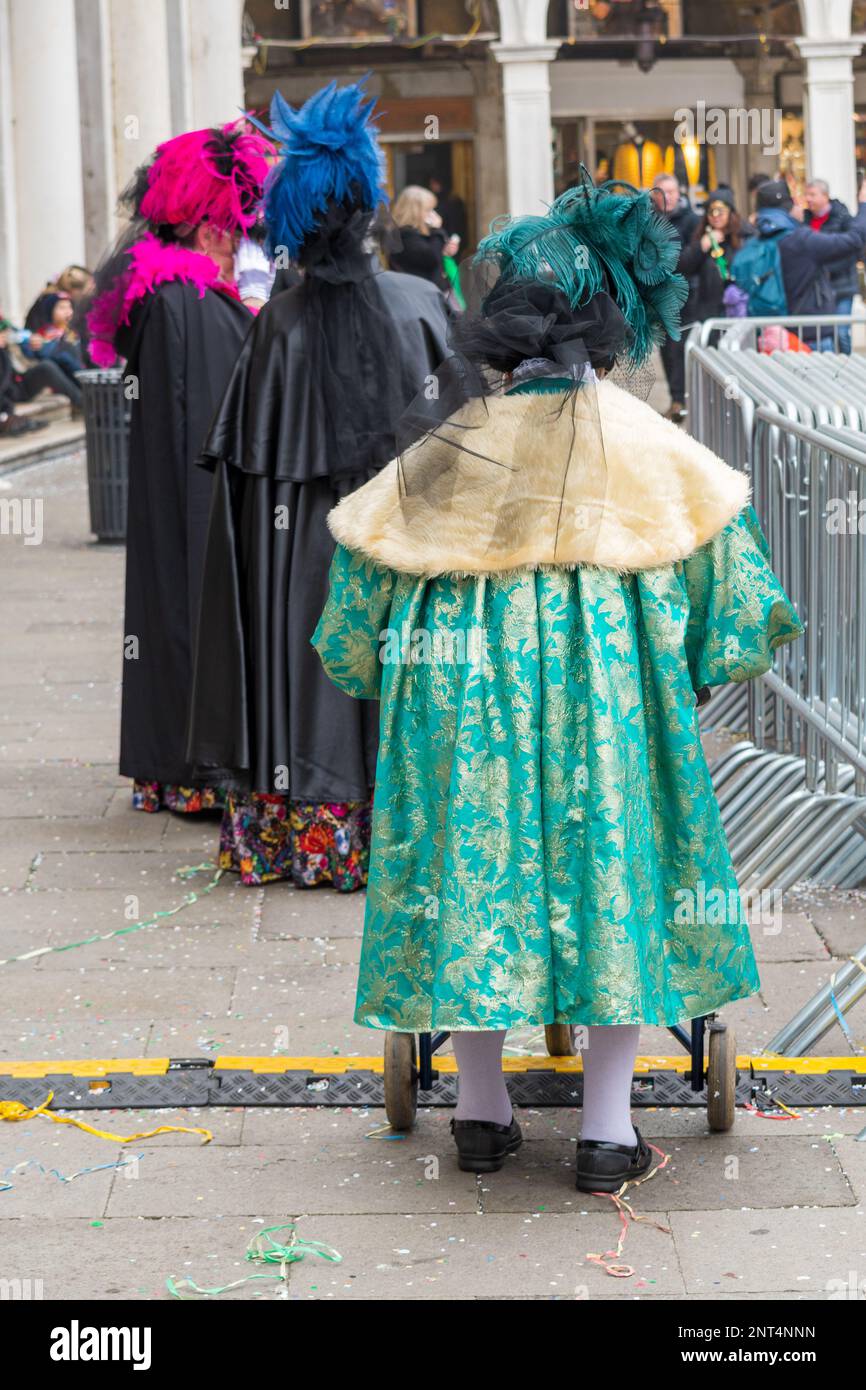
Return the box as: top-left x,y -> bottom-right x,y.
706,1023 -> 737,1132
383,1032 -> 418,1131
544,1024 -> 576,1057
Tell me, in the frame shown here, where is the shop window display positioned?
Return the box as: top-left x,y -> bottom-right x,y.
306,0 -> 416,40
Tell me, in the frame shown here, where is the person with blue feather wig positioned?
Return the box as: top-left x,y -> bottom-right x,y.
186,80 -> 450,891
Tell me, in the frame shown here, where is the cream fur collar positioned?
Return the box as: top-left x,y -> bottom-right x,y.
327,379 -> 750,576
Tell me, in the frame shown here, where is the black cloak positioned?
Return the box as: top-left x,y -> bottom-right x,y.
187,267 -> 449,801
117,281 -> 253,785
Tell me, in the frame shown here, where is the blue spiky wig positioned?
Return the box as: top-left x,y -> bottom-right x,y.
252,80 -> 385,262
476,174 -> 689,367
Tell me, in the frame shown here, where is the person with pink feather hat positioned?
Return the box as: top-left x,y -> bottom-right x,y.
84,122 -> 271,815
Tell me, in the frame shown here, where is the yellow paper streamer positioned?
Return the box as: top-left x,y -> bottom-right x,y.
0,1093 -> 212,1144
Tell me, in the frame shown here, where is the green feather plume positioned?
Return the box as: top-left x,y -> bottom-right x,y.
476,169 -> 688,366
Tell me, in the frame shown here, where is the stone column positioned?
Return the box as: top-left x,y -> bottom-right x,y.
75,0 -> 117,270
166,0 -> 193,135
491,0 -> 558,215
185,0 -> 245,129
108,0 -> 173,190
0,0 -> 21,320
473,57 -> 508,240
796,0 -> 862,209
6,0 -> 86,311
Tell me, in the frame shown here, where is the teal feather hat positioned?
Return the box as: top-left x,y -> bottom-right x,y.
476,171 -> 688,367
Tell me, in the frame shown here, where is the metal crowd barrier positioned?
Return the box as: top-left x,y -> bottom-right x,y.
686,315 -> 864,463
686,313 -> 859,355
747,408 -> 866,873
687,321 -> 866,1050
687,325 -> 866,901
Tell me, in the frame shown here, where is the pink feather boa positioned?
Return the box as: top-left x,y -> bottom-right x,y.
86,233 -> 244,367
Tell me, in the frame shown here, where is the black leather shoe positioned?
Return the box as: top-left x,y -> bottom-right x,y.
576,1126 -> 654,1193
449,1115 -> 523,1172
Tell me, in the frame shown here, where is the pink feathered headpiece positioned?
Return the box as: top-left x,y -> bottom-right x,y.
139,122 -> 271,235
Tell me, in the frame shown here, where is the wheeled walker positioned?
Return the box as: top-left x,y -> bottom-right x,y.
383,1014 -> 737,1133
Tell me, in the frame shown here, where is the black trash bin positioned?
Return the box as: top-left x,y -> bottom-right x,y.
79,368 -> 131,542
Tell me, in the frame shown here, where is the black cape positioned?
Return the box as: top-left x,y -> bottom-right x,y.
187,268 -> 449,800
118,280 -> 253,785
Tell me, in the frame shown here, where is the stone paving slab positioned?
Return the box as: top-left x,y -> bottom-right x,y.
479,1133 -> 854,1214
751,911 -> 831,963
30,850 -> 216,892
100,921 -> 261,972
287,1211 -> 684,1300
1,739 -> 120,766
3,964 -> 236,1024
0,1215 -> 272,1302
0,681 -> 119,714
0,812 -> 167,852
830,1133 -> 866,1205
794,888 -> 866,960
104,1142 -> 481,1219
0,782 -> 116,820
230,960 -> 359,1021
143,1013 -> 377,1059
158,814 -> 226,852
0,1019 -> 153,1060
668,1205 -> 866,1298
259,884 -> 366,940
0,846 -> 43,892
0,881 -> 251,949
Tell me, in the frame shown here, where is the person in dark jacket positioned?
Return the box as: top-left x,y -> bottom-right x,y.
388,184 -> 459,291
803,179 -> 861,352
25,265 -> 93,333
84,122 -> 270,814
754,178 -> 866,348
652,173 -> 699,420
429,174 -> 467,245
679,187 -> 745,325
0,318 -> 82,431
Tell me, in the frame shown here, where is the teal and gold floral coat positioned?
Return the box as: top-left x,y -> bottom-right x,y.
311,379 -> 803,1030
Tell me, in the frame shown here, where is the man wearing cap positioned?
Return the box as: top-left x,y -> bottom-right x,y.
752,177 -> 866,344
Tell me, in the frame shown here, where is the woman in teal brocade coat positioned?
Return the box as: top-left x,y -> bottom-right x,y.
311,179 -> 803,1188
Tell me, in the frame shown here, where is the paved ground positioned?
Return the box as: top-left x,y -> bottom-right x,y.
1,452 -> 866,1302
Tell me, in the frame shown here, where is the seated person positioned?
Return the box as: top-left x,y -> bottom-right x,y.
0,316 -> 82,435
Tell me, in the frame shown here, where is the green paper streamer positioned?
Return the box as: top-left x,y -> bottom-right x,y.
166,1222 -> 342,1299
0,864 -> 224,967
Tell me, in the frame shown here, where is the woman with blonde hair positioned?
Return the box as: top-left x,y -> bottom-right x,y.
389,184 -> 459,290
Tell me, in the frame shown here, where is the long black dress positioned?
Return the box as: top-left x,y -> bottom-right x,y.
117,280 -> 253,808
187,267 -> 449,885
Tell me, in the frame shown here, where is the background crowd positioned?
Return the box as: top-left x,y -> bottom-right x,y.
3,162 -> 865,441
653,168 -> 866,420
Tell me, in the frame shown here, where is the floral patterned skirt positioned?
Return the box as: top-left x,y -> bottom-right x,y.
132,781 -> 224,815
218,793 -> 371,891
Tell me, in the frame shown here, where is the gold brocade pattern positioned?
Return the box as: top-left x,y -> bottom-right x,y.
312,508 -> 802,1030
